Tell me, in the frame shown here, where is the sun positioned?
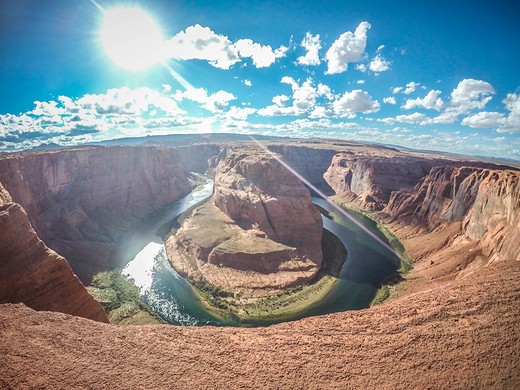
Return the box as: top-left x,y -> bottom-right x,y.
100,7 -> 165,71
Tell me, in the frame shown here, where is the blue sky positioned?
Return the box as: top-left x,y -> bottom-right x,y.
1,0 -> 519,159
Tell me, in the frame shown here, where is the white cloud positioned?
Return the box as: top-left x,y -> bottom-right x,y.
272,95 -> 290,106
497,93 -> 520,133
392,87 -> 403,94
235,39 -> 287,68
174,87 -> 236,112
223,106 -> 256,120
325,21 -> 371,74
357,80 -> 365,84
369,55 -> 390,73
297,32 -> 321,66
162,84 -> 172,92
461,111 -> 505,128
383,97 -> 396,104
425,79 -> 496,125
356,64 -> 367,72
379,112 -> 428,125
243,79 -> 252,86
164,24 -> 287,69
333,90 -> 380,116
165,24 -> 239,69
451,78 -> 495,106
402,90 -> 444,111
403,82 -> 420,95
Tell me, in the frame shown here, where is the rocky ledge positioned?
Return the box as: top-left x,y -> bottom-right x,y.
166,149 -> 323,296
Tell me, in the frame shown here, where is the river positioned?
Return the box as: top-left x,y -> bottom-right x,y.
122,177 -> 400,326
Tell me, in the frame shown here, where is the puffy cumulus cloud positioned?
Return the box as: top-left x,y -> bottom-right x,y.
297,32 -> 321,66
223,106 -> 257,120
496,93 -> 520,133
424,79 -> 496,125
461,111 -> 505,128
332,90 -> 380,116
403,82 -> 420,95
235,39 -> 288,68
368,55 -> 390,73
325,21 -> 371,75
164,24 -> 287,69
259,77 -> 334,117
402,90 -> 444,111
272,94 -> 290,106
174,87 -> 236,112
356,64 -> 367,72
165,25 -> 239,69
383,97 -> 396,104
243,79 -> 252,86
392,86 -> 403,94
451,79 -> 495,106
76,87 -> 185,116
357,80 -> 365,84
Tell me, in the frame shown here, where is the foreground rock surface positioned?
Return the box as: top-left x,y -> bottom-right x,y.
1,259 -> 519,389
0,183 -> 108,323
167,149 -> 323,295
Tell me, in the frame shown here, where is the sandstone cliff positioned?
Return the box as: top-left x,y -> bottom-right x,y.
0,182 -> 108,322
323,153 -> 449,210
267,144 -> 338,193
384,165 -> 520,275
167,149 -> 324,295
0,146 -> 191,281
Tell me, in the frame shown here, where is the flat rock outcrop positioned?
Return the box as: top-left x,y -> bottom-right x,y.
167,149 -> 323,295
0,183 -> 108,323
0,146 -> 191,281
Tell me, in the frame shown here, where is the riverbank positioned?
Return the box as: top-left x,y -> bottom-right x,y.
167,225 -> 347,325
328,196 -> 413,306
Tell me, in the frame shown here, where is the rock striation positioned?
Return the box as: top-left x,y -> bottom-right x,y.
384,165 -> 520,266
0,146 -> 191,281
323,153 -> 448,210
167,149 -> 324,295
0,182 -> 108,322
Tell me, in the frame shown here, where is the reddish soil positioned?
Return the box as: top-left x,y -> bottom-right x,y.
1,260 -> 519,389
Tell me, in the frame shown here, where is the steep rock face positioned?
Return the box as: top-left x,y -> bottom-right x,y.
212,150 -> 323,262
323,153 -> 445,210
0,183 -> 108,323
0,146 -> 191,281
175,144 -> 226,177
385,166 -> 520,263
267,145 -> 337,193
167,149 -> 323,294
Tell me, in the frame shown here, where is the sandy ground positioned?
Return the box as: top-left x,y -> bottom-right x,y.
1,259 -> 519,389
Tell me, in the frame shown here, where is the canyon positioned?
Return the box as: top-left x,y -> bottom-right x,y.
1,135 -> 519,388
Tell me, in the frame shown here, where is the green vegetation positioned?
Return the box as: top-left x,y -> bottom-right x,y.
184,228 -> 348,323
370,285 -> 390,306
87,270 -> 164,325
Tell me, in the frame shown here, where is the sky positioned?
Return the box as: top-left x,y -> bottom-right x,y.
1,0 -> 519,160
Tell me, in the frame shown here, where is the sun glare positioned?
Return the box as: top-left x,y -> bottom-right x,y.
100,7 -> 165,70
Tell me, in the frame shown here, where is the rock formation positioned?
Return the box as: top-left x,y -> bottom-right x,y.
384,166 -> 520,265
0,182 -> 108,322
0,146 -> 191,281
167,149 -> 324,295
323,153 -> 449,210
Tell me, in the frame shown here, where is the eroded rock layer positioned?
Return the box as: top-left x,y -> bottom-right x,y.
384,166 -> 520,272
0,183 -> 108,322
0,146 -> 191,281
167,149 -> 323,295
323,153 -> 450,210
